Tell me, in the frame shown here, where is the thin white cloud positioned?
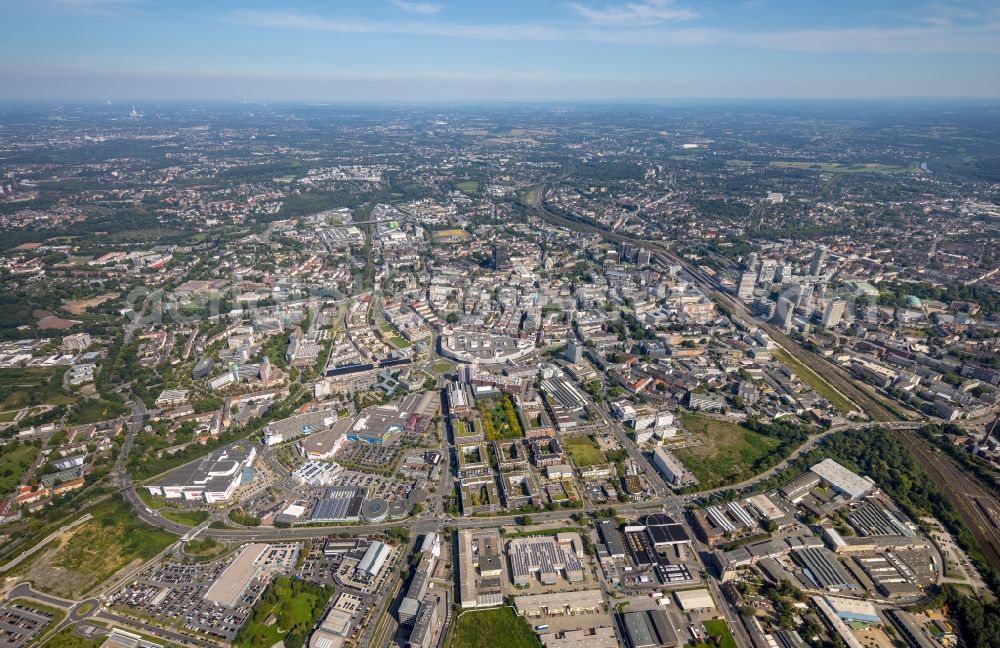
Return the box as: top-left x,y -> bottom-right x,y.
567,0 -> 698,24
32,0 -> 140,9
390,0 -> 443,15
226,8 -> 1000,55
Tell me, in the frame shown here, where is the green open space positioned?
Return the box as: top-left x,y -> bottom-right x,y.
432,361 -> 453,373
388,334 -> 411,348
44,624 -> 103,648
563,435 -> 607,467
233,575 -> 331,648
772,347 -> 855,413
158,508 -> 210,527
447,606 -> 541,648
15,496 -> 176,598
0,366 -> 77,411
0,442 -> 40,495
478,394 -> 523,441
183,537 -> 224,557
704,619 -> 738,648
136,488 -> 169,510
456,180 -> 479,193
67,396 -> 127,425
675,413 -> 782,489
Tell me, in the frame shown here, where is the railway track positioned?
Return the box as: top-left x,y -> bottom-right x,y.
896,431 -> 1000,575
529,190 -> 900,422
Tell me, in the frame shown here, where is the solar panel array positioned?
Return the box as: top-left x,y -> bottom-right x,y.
508,537 -> 584,585
311,487 -> 365,521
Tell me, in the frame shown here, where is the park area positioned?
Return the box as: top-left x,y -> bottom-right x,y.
447,606 -> 541,648
563,435 -> 607,467
15,496 -> 176,598
674,413 -> 782,489
0,442 -> 40,495
478,394 -> 523,441
233,575 -> 332,648
0,366 -> 77,413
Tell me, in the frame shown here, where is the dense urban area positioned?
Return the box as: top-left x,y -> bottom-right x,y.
1,102 -> 1000,648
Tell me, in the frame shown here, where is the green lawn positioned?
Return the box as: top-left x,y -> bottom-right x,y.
704,619 -> 738,648
456,180 -> 479,193
432,361 -> 453,373
563,435 -> 607,467
233,575 -> 331,648
43,625 -> 102,648
0,442 -> 40,495
388,335 -> 412,349
675,413 -> 782,489
448,607 -> 541,648
772,347 -> 855,413
158,508 -> 210,527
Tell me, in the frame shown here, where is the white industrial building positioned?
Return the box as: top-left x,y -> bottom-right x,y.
810,459 -> 874,500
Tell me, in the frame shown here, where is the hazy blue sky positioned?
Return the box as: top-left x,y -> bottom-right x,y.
1,0 -> 998,101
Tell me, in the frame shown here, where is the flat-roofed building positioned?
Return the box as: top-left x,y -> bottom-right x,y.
652,448 -> 698,487
644,514 -> 691,548
457,529 -> 504,609
621,609 -> 679,648
673,588 -> 716,611
406,599 -> 439,648
148,444 -> 256,503
300,418 -> 354,459
539,627 -> 618,648
596,520 -> 626,562
204,543 -> 268,607
822,596 -> 880,624
513,589 -> 604,618
311,487 -> 366,522
507,533 -> 585,586
810,459 -> 873,500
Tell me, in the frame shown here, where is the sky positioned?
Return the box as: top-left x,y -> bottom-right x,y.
1,0 -> 999,101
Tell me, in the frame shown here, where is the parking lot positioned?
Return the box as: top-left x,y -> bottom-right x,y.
104,556 -> 265,642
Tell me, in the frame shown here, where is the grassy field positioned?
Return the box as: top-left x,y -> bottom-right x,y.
675,413 -> 782,489
448,607 -> 541,648
18,496 -> 176,598
432,361 -> 453,373
43,625 -> 102,648
704,619 -> 738,648
158,508 -> 210,527
0,442 -> 40,495
68,397 -> 127,424
772,347 -> 855,413
456,180 -> 479,193
233,575 -> 330,648
563,435 -> 607,467
0,366 -> 77,411
388,334 -> 412,349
